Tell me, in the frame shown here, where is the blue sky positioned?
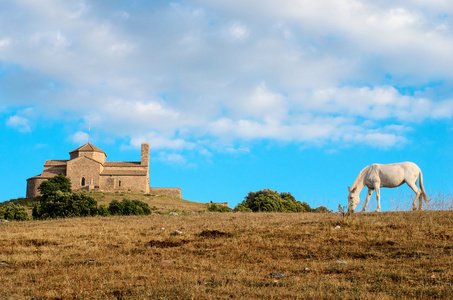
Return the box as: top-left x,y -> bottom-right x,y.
1,0 -> 453,211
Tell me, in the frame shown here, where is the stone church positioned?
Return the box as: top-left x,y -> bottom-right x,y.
26,142 -> 181,198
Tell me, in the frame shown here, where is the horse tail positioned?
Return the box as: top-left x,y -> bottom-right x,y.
419,170 -> 428,206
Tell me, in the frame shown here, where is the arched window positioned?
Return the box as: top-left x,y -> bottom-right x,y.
81,177 -> 86,186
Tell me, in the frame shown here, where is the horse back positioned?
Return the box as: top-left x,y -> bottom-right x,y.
368,163 -> 415,188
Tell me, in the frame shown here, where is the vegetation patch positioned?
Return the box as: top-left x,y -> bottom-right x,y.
198,230 -> 232,238
145,239 -> 189,248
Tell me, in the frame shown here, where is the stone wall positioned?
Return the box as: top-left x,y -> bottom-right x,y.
149,188 -> 182,199
99,175 -> 149,193
26,177 -> 48,198
67,157 -> 102,191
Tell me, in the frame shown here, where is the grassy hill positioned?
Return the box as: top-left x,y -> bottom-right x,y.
0,191 -> 207,215
89,190 -> 209,214
1,191 -> 210,216
1,210 -> 452,299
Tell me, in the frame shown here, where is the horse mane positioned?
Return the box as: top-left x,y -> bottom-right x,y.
351,166 -> 368,191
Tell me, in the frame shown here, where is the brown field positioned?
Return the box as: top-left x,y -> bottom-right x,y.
1,210 -> 453,299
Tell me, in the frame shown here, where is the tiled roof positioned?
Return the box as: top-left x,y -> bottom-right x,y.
26,173 -> 58,180
104,161 -> 141,167
69,142 -> 107,155
69,155 -> 103,165
44,160 -> 68,166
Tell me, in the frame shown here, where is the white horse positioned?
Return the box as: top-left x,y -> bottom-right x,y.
347,162 -> 428,213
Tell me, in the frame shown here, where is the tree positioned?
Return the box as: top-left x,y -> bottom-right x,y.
33,174 -> 98,219
38,173 -> 72,196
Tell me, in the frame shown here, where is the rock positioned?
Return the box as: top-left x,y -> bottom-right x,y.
334,225 -> 341,230
0,219 -> 9,223
270,272 -> 285,278
169,212 -> 179,216
387,240 -> 398,245
173,230 -> 183,235
336,260 -> 347,264
0,261 -> 9,267
159,260 -> 173,267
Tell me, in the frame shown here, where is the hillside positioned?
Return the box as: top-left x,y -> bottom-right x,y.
89,191 -> 209,214
1,211 -> 452,299
1,191 -> 210,215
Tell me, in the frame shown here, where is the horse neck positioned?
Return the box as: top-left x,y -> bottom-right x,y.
351,168 -> 366,192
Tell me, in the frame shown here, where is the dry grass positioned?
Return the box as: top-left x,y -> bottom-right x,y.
88,191 -> 208,214
1,211 -> 453,299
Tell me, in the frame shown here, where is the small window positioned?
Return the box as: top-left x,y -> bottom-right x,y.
118,180 -> 122,187
81,177 -> 86,186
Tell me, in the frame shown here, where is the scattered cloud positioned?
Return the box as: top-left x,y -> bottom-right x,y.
155,152 -> 189,165
71,131 -> 90,144
229,22 -> 249,40
6,115 -> 31,133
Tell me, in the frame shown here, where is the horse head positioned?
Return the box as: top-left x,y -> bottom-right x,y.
347,186 -> 360,213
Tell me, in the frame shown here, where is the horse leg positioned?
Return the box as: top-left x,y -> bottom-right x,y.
361,188 -> 374,212
375,186 -> 381,212
406,181 -> 421,210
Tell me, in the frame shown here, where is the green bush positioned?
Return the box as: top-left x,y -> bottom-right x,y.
0,197 -> 37,208
108,198 -> 151,216
314,206 -> 331,213
208,202 -> 233,212
234,189 -> 308,212
0,204 -> 29,221
234,189 -> 331,213
97,205 -> 110,216
32,191 -> 98,219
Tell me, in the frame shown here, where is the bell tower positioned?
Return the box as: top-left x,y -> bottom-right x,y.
141,143 -> 149,166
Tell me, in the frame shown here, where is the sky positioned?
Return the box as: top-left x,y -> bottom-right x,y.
1,0 -> 453,211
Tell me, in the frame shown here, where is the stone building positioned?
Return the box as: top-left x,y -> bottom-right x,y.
26,142 -> 182,198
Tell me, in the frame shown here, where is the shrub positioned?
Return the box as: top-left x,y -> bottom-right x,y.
108,199 -> 151,216
33,191 -> 98,219
0,204 -> 29,221
234,189 -> 332,213
313,206 -> 331,213
208,202 -> 233,212
97,205 -> 110,216
234,189 -> 308,212
0,197 -> 37,208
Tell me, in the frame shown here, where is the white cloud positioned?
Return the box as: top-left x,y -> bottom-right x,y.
156,152 -> 187,165
6,115 -> 31,133
130,133 -> 195,151
229,22 -> 249,40
71,131 -> 90,144
431,99 -> 453,119
0,38 -> 10,49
